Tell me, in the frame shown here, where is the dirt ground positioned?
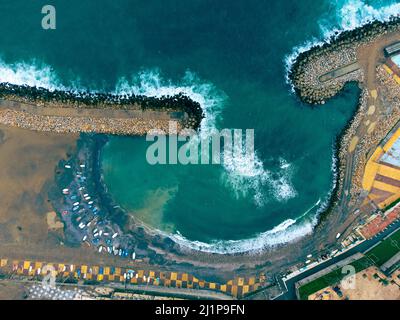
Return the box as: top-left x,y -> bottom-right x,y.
46,211 -> 64,231
310,267 -> 400,300
0,124 -> 77,246
0,281 -> 27,300
0,29 -> 399,301
0,125 -> 156,278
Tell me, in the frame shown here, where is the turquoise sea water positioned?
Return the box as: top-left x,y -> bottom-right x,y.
1,0 -> 400,252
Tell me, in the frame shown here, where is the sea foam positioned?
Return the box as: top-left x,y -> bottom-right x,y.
335,0 -> 400,30
0,60 -> 64,90
285,0 -> 400,86
169,209 -> 318,254
0,59 -> 297,208
0,60 -> 304,252
115,70 -> 297,207
168,192 -> 327,254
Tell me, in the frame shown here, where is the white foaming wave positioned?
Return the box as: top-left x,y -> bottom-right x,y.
0,62 -> 225,134
0,60 -> 296,208
116,70 -> 298,207
284,37 -> 327,88
222,152 -> 269,207
170,210 -> 318,254
280,157 -> 291,169
336,0 -> 400,30
114,70 -> 224,136
274,158 -> 297,201
0,60 -> 304,249
170,195 -> 324,254
285,0 -> 400,86
112,70 -> 305,249
222,147 -> 297,206
317,143 -> 340,213
0,59 -> 65,91
272,174 -> 297,202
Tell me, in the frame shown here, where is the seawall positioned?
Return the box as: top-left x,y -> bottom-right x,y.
289,17 -> 400,225
0,82 -> 204,135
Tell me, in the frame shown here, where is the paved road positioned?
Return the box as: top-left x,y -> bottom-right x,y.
277,218 -> 400,300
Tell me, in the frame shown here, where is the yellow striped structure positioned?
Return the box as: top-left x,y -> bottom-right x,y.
363,126 -> 400,209
0,258 -> 266,298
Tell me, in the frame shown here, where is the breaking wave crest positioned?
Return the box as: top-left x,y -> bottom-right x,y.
0,60 -> 65,90
334,0 -> 400,30
0,59 -> 297,208
222,155 -> 297,207
171,222 -> 314,254
114,70 -> 224,136
0,59 -> 306,251
285,0 -> 400,86
114,70 -> 297,207
170,199 -> 321,254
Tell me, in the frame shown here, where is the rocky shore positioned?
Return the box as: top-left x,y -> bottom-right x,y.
289,18 -> 400,104
289,17 -> 400,224
317,87 -> 367,222
49,133 -> 261,284
0,82 -> 204,134
50,133 -> 184,266
41,17 -> 400,285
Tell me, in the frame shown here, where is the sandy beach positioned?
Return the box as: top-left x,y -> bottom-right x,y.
43,18 -> 400,282
0,124 -> 77,245
2,15 -> 400,299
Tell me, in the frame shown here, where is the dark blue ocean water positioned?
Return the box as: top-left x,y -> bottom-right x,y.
0,0 -> 399,252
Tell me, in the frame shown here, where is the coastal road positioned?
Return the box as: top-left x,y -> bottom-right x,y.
335,31 -> 400,235
2,24 -> 400,302
318,30 -> 400,248
277,219 -> 400,300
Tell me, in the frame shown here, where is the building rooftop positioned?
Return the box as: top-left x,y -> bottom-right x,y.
380,251 -> 400,275
385,42 -> 400,56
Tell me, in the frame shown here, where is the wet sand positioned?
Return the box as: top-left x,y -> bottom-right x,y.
0,281 -> 27,300
0,124 -> 77,245
4,20 -> 400,299
0,127 -> 162,275
51,22 -> 400,280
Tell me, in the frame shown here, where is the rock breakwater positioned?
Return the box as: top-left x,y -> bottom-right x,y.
289,18 -> 400,104
0,82 -> 204,135
289,16 -> 400,222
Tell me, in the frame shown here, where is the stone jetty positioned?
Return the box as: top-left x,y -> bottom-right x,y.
0,82 -> 204,135
289,18 -> 400,104
289,16 -> 400,221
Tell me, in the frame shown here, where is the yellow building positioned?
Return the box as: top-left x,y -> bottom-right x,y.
363,126 -> 400,209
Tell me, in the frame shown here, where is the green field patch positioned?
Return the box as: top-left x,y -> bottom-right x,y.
384,198 -> 400,213
298,229 -> 400,300
298,258 -> 372,300
366,229 -> 400,267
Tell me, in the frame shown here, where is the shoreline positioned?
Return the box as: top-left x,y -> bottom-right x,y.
51,18 -> 387,251
315,83 -> 364,226
289,17 -> 400,226
45,16 -> 400,282
52,130 -> 332,260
